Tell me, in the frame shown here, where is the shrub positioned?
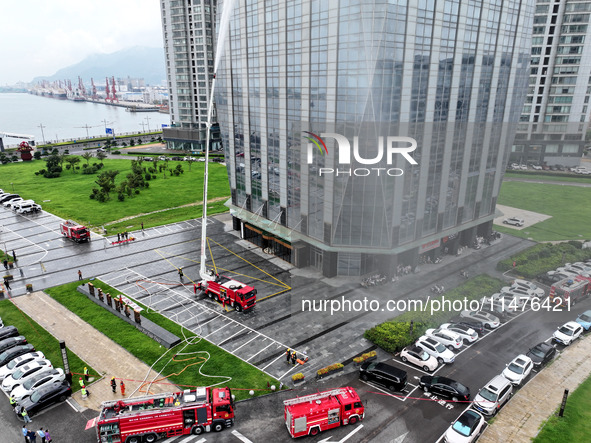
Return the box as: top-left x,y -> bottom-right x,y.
292,373 -> 304,382
364,275 -> 504,353
118,193 -> 125,201
145,173 -> 151,181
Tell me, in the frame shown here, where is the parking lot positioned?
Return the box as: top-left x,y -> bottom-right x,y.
1,204 -> 587,442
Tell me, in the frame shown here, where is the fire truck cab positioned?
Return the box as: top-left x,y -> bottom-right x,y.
550,276 -> 591,307
87,387 -> 234,443
60,220 -> 91,242
284,387 -> 364,438
200,275 -> 257,312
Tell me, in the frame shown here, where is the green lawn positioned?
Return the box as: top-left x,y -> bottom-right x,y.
496,180 -> 591,242
46,281 -> 280,400
0,299 -> 93,392
534,374 -> 591,443
0,159 -> 230,229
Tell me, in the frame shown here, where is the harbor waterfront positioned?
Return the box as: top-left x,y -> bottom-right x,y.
0,92 -> 170,148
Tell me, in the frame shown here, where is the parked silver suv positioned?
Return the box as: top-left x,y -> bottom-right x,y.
472,375 -> 513,416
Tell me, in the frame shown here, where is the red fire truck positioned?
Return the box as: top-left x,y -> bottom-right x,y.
60,220 -> 91,242
550,275 -> 591,307
284,387 -> 364,438
199,275 -> 257,312
86,387 -> 234,443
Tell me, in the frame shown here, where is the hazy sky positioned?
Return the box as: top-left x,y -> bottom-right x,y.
1,0 -> 163,85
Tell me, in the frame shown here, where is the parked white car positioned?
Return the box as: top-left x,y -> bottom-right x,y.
502,354 -> 534,386
460,310 -> 500,329
416,336 -> 455,364
400,346 -> 439,372
425,328 -> 463,350
443,409 -> 486,443
500,287 -> 539,306
503,217 -> 524,226
439,323 -> 478,343
510,279 -> 545,298
10,368 -> 66,402
0,352 -> 45,381
3,198 -> 24,209
2,360 -> 53,392
552,321 -> 583,346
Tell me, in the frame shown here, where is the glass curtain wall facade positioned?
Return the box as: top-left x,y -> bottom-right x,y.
513,0 -> 591,168
216,0 -> 533,277
160,0 -> 222,151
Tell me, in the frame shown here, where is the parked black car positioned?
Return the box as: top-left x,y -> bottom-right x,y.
526,342 -> 557,368
359,361 -> 407,392
0,336 -> 27,354
15,381 -> 72,417
0,326 -> 19,341
419,375 -> 470,402
457,320 -> 485,335
0,344 -> 35,367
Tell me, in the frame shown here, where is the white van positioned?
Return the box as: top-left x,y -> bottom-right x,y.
15,201 -> 41,214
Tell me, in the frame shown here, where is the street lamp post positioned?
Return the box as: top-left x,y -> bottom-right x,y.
145,116 -> 151,133
38,123 -> 46,144
139,121 -> 146,132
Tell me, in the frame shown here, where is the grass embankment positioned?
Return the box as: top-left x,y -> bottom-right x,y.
0,299 -> 93,392
497,242 -> 591,279
533,375 -> 591,442
364,275 -> 504,353
46,281 -> 279,400
0,159 -> 230,230
495,180 -> 591,241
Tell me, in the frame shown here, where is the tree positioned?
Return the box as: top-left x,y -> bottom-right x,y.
82,152 -> 94,166
93,170 -> 120,200
96,151 -> 107,163
64,156 -> 81,173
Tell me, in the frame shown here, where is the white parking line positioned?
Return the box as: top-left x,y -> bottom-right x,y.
217,327 -> 248,346
232,430 -> 253,443
359,379 -> 418,402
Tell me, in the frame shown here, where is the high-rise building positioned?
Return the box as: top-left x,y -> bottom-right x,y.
215,0 -> 534,277
512,0 -> 591,168
160,0 -> 221,151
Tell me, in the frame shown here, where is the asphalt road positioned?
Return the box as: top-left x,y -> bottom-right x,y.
0,204 -> 580,442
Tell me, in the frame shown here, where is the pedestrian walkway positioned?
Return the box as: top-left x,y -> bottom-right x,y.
478,335 -> 591,442
11,291 -> 177,411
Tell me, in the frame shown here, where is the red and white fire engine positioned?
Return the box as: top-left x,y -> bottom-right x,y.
198,274 -> 257,312
284,387 -> 364,438
60,220 -> 91,242
550,275 -> 591,307
86,387 -> 234,443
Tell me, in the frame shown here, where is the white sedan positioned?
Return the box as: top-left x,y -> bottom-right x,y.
400,346 -> 439,372
1,360 -> 52,392
10,368 -> 66,401
460,310 -> 500,329
552,321 -> 583,346
425,328 -> 463,350
443,409 -> 486,443
502,354 -> 534,386
0,352 -> 45,381
440,323 -> 478,343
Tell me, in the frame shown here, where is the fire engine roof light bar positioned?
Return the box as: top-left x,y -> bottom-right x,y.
282,388 -> 352,406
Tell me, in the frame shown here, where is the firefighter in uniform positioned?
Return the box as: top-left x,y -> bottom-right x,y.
79,377 -> 85,389
286,348 -> 291,363
111,377 -> 117,393
84,366 -> 89,382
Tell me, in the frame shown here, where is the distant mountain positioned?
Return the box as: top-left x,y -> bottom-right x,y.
32,46 -> 166,86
